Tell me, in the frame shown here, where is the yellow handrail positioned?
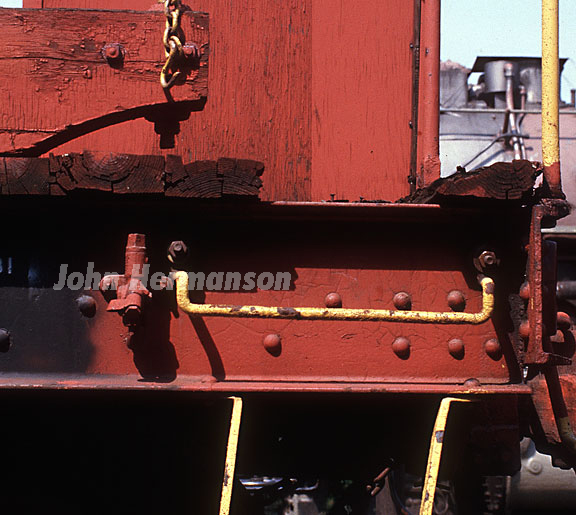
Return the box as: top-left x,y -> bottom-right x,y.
542,0 -> 563,196
173,272 -> 494,324
219,396 -> 243,515
420,397 -> 474,515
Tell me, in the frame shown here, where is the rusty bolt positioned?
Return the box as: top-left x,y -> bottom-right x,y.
76,295 -> 97,318
182,43 -> 199,58
393,292 -> 412,311
168,240 -> 189,263
263,334 -> 281,355
102,43 -> 125,63
324,292 -> 342,308
0,329 -> 11,353
83,69 -> 92,79
557,311 -> 572,331
479,250 -> 498,268
447,290 -> 466,312
448,338 -> 465,359
519,320 -> 531,339
392,337 -> 410,359
484,338 -> 502,360
519,282 -> 530,301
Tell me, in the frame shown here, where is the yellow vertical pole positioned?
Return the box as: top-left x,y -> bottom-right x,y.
219,396 -> 243,515
420,397 -> 472,515
542,0 -> 563,197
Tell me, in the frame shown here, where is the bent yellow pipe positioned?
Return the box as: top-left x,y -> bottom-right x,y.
173,272 -> 494,324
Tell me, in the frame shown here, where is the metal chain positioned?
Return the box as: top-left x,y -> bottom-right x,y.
161,0 -> 184,90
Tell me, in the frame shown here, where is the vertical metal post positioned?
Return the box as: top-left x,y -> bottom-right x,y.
542,0 -> 563,197
219,396 -> 243,515
417,0 -> 441,187
420,397 -> 472,515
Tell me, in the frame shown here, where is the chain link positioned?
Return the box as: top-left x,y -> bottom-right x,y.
161,0 -> 184,90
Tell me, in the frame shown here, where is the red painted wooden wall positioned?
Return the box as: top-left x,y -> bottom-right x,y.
18,0 -> 417,201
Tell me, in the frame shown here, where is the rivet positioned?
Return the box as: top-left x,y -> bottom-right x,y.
447,291 -> 466,312
519,320 -> 531,339
527,460 -> 543,475
463,378 -> 481,388
0,329 -> 10,353
519,282 -> 530,300
76,295 -> 97,318
182,42 -> 199,58
448,338 -> 465,359
484,338 -> 502,360
557,311 -> 572,331
393,292 -> 412,310
392,337 -> 410,359
324,292 -> 342,308
263,334 -> 281,356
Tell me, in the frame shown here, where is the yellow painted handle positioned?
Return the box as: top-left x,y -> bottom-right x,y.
173,272 -> 494,324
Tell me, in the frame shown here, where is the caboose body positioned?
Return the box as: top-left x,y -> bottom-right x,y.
0,1 -> 573,513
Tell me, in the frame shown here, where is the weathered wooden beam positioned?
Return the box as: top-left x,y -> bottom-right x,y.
1,153 -> 263,198
399,160 -> 542,204
0,8 -> 209,154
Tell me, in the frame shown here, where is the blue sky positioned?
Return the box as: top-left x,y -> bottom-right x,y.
1,0 -> 574,100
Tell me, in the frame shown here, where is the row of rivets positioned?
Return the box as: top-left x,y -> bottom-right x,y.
262,332 -> 502,360
518,281 -> 573,341
391,337 -> 502,359
324,290 -> 467,311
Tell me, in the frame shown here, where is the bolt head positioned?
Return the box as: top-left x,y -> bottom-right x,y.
76,295 -> 97,318
480,251 -> 497,266
324,292 -> 342,308
527,459 -> 543,475
102,43 -> 124,64
464,378 -> 481,388
519,282 -> 531,301
475,250 -> 500,272
519,320 -> 531,339
393,292 -> 412,311
182,43 -> 199,58
447,290 -> 466,312
392,337 -> 410,359
448,338 -> 465,359
484,338 -> 502,360
263,334 -> 281,355
168,240 -> 189,262
106,46 -> 119,59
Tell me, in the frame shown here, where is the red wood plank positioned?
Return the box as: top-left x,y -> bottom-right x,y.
16,0 -> 417,202
0,7 -> 208,154
311,0 -> 415,202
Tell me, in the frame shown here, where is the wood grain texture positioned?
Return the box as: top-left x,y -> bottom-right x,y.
311,0 -> 415,202
2,153 -> 263,197
400,160 -> 541,204
0,7 -> 208,155
19,0 -> 416,202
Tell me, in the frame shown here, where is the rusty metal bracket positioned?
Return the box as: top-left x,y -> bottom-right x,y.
524,206 -> 570,365
174,272 -> 495,324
